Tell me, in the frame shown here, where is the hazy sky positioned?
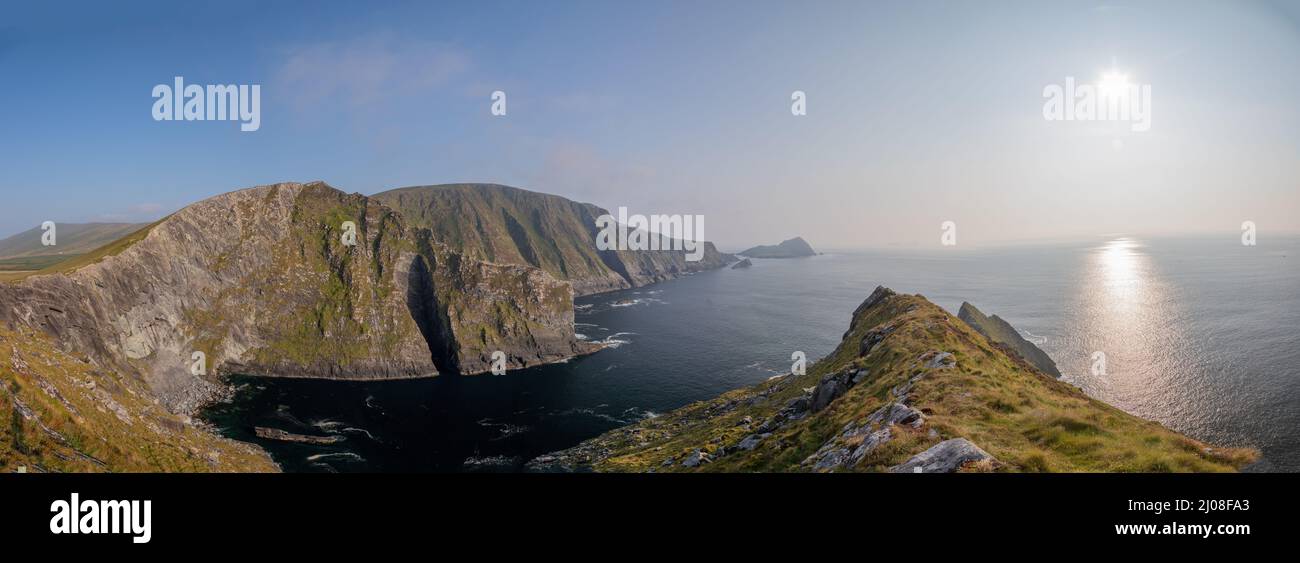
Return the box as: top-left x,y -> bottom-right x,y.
2,0 -> 1297,249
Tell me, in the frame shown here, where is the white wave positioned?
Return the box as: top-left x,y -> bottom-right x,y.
341,427 -> 378,440
596,331 -> 636,348
462,455 -> 516,468
308,462 -> 339,473
477,418 -> 531,440
1019,329 -> 1049,345
305,452 -> 365,463
310,419 -> 345,431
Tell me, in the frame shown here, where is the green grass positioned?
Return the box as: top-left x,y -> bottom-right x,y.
0,254 -> 79,272
0,325 -> 277,473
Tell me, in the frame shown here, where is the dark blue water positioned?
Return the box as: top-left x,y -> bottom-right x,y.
202,235 -> 1300,471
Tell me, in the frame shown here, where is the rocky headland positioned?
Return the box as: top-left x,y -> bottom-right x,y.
528,287 -> 1256,473
0,181 -> 732,472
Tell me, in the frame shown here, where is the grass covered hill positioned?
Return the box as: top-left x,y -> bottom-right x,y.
0,222 -> 151,278
374,183 -> 733,296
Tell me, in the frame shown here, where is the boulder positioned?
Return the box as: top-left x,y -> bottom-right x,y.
859,326 -> 895,356
681,450 -> 711,468
923,351 -> 956,370
867,402 -> 925,428
888,438 -> 993,473
810,377 -> 847,412
737,434 -> 768,451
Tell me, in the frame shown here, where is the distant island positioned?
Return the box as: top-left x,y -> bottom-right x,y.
738,236 -> 816,258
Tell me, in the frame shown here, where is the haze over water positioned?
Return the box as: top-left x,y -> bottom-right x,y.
204,235 -> 1300,472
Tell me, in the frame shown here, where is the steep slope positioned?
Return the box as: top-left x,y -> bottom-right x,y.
1,324 -> 276,472
530,287 -> 1256,473
0,182 -> 592,415
958,302 -> 1061,378
738,236 -> 816,258
373,184 -> 733,295
0,222 -> 150,275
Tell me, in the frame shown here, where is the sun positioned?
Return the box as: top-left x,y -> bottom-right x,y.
1098,70 -> 1131,99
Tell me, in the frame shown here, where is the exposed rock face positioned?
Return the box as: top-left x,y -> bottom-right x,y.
957,302 -> 1061,378
530,285 -> 1257,473
738,236 -> 816,258
888,439 -> 994,473
730,258 -> 752,269
0,182 -> 594,413
373,184 -> 734,296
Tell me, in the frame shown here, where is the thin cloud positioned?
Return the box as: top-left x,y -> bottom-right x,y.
275,33 -> 470,108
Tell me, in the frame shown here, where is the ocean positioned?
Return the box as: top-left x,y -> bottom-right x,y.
200,235 -> 1300,472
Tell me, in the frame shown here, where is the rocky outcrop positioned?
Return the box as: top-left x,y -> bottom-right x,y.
373,184 -> 734,296
957,302 -> 1061,377
529,286 -> 1257,473
738,236 -> 816,258
254,427 -> 344,445
0,182 -> 595,413
889,439 -> 994,473
730,258 -> 752,269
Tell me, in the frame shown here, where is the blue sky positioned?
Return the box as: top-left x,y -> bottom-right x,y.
2,0 -> 1298,248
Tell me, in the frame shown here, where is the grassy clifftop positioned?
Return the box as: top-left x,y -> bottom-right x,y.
531,287 -> 1257,473
1,325 -> 276,472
